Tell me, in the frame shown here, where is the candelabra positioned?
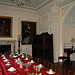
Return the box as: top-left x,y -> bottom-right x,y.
17,34 -> 21,54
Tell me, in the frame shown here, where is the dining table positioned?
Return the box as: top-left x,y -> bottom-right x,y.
0,54 -> 61,75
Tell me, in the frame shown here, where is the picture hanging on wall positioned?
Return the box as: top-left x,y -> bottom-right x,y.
0,16 -> 12,37
21,21 -> 36,45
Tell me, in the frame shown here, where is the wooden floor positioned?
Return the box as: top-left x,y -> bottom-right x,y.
55,61 -> 75,72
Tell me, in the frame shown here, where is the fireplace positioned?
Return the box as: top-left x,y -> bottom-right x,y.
0,44 -> 11,54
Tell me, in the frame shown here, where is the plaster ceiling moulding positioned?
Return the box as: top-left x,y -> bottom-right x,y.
0,0 -> 53,10
10,0 -> 31,7
58,0 -> 74,7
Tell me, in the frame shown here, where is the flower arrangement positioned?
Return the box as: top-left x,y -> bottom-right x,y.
71,38 -> 75,50
71,38 -> 75,46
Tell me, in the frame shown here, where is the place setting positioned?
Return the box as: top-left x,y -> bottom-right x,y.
5,62 -> 12,66
13,55 -> 17,58
4,59 -> 9,62
46,69 -> 55,74
8,67 -> 17,74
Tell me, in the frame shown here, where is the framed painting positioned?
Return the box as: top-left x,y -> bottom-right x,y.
0,16 -> 12,37
21,21 -> 36,45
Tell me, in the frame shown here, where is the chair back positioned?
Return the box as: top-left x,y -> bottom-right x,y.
68,70 -> 75,75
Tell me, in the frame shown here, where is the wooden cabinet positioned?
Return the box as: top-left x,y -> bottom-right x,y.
32,32 -> 53,63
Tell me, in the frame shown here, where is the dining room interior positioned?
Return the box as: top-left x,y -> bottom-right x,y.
0,0 -> 75,75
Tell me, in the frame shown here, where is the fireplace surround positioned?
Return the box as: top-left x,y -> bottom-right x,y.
0,45 -> 11,54
0,40 -> 16,55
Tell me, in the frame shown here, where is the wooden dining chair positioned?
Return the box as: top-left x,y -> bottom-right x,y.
50,63 -> 55,71
46,61 -> 50,68
39,58 -> 43,64
37,58 -> 40,64
34,57 -> 37,63
43,60 -> 47,67
55,66 -> 67,75
57,67 -> 62,75
68,70 -> 75,75
27,54 -> 33,60
61,68 -> 67,75
55,65 -> 58,72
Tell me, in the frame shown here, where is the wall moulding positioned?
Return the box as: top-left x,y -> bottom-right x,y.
40,13 -> 50,24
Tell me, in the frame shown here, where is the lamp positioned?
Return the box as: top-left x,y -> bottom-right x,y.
10,0 -> 31,7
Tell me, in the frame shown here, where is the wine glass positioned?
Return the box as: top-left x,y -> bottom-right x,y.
35,66 -> 38,75
24,63 -> 29,71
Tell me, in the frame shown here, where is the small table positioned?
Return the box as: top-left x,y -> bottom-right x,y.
58,56 -> 68,62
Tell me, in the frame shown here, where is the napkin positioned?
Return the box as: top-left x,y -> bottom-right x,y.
18,58 -> 21,61
25,57 -> 28,60
21,55 -> 24,58
2,57 -> 6,59
31,60 -> 34,63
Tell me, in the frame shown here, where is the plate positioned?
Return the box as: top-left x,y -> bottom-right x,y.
5,64 -> 12,66
46,71 -> 55,74
13,56 -> 17,58
4,59 -> 9,62
8,67 -> 16,72
2,55 -> 4,57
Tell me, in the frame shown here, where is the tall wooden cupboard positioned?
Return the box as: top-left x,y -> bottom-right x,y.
32,32 -> 53,63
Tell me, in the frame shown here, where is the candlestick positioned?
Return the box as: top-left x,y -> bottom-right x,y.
17,34 -> 21,54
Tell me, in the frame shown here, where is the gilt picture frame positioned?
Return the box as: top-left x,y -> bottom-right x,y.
0,16 -> 12,37
21,21 -> 36,45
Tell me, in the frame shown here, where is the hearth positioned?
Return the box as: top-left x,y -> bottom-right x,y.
0,44 -> 11,54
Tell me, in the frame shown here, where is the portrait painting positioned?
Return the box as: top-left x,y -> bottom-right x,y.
21,21 -> 36,45
0,16 -> 12,37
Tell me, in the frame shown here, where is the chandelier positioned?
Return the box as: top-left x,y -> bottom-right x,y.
10,0 -> 31,6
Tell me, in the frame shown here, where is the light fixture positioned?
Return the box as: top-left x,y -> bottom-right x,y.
10,0 -> 31,7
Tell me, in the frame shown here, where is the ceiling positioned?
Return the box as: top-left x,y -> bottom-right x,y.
0,0 -> 53,10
